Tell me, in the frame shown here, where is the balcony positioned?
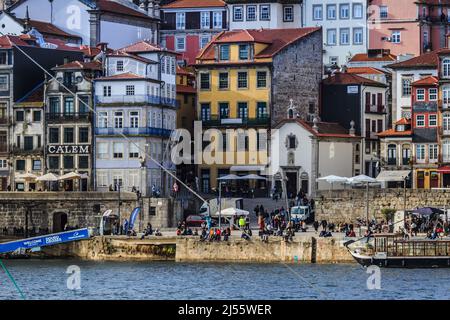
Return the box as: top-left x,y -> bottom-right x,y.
11,147 -> 44,155
95,127 -> 173,138
365,105 -> 386,114
45,112 -> 92,123
95,95 -> 177,108
387,158 -> 397,166
202,115 -> 270,127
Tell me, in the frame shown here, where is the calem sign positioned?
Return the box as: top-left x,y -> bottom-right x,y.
47,145 -> 90,154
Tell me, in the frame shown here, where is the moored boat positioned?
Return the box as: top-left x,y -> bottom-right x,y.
345,234 -> 450,268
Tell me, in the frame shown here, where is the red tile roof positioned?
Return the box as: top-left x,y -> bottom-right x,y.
96,72 -> 145,81
395,118 -> 411,125
197,28 -> 321,62
177,66 -> 193,76
377,129 -> 412,137
412,75 -> 439,86
346,67 -> 386,75
177,84 -> 196,94
387,49 -> 450,69
16,83 -> 44,104
349,52 -> 397,62
162,0 -> 226,9
18,19 -> 81,39
0,35 -> 32,48
52,60 -> 103,71
322,72 -> 387,87
96,0 -> 156,20
119,40 -> 178,55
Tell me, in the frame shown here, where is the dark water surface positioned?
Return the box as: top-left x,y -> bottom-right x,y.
0,260 -> 449,300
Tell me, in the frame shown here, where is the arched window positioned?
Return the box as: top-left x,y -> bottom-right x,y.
443,58 -> 450,77
402,145 -> 411,165
387,144 -> 397,165
288,108 -> 294,119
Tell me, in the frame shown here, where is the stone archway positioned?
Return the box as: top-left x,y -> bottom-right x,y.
52,212 -> 68,233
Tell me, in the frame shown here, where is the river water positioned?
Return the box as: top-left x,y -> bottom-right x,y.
0,260 -> 449,300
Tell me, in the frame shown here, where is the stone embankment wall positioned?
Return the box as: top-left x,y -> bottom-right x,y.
175,237 -> 353,264
315,189 -> 450,223
42,236 -> 177,261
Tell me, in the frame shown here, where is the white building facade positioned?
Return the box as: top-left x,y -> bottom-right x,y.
227,0 -> 302,30
270,118 -> 361,197
94,42 -> 177,196
303,0 -> 367,67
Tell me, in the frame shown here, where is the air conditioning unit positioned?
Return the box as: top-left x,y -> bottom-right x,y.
382,37 -> 392,42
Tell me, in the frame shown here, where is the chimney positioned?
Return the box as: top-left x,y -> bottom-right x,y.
96,42 -> 108,53
154,0 -> 160,19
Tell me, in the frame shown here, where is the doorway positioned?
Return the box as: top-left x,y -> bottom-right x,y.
53,212 -> 68,233
285,172 -> 298,199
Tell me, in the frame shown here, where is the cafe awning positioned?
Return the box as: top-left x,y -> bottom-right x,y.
230,165 -> 266,172
376,170 -> 411,182
437,166 -> 450,173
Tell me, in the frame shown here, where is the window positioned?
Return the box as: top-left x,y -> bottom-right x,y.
201,103 -> 210,121
353,3 -> 363,19
237,72 -> 248,89
283,5 -> 293,22
392,31 -> 401,44
200,35 -> 210,48
340,4 -> 350,19
0,159 -> 7,169
129,143 -> 139,159
429,88 -> 438,100
247,5 -> 256,21
0,75 -> 8,91
175,36 -> 186,52
327,4 -> 336,20
213,11 -> 222,29
260,5 -> 270,20
113,143 -> 124,159
79,127 -> 89,143
239,44 -> 249,60
327,29 -> 337,45
130,111 -> 139,128
340,28 -> 350,45
257,102 -> 267,118
114,111 -> 123,128
63,156 -> 74,169
78,156 -> 89,169
417,89 -> 425,101
444,141 -> 450,162
103,86 -> 111,97
219,102 -> 229,119
416,145 -> 425,161
201,11 -> 210,29
380,6 -> 388,19
429,114 -> 437,127
313,5 -> 323,20
64,128 -> 74,143
416,114 -> 425,127
49,97 -> 60,114
125,85 -> 135,96
219,72 -> 229,89
16,159 -> 25,171
49,128 -> 59,143
64,97 -> 74,114
32,160 -> 41,171
200,73 -> 210,90
15,110 -> 24,122
219,45 -> 230,61
444,114 -> 450,132
48,156 -> 59,170
233,6 -> 243,21
0,52 -> 7,65
116,60 -> 124,72
97,142 -> 108,159
402,77 -> 412,96
429,144 -> 438,161
353,28 -> 363,45
387,144 -> 396,165
24,136 -> 33,151
238,102 -> 248,119
33,110 -> 41,122
257,71 -> 267,88
176,12 -> 185,30
443,59 -> 450,77
98,111 -> 108,128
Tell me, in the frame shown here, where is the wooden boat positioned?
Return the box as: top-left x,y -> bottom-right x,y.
345,234 -> 450,268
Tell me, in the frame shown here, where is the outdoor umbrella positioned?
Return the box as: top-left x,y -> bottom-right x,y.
240,174 -> 267,180
59,172 -> 82,180
36,173 -> 59,182
317,175 -> 349,198
217,174 -> 242,181
16,172 -> 38,181
348,175 -> 378,225
412,207 -> 444,216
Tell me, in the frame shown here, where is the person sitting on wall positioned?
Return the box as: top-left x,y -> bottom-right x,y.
154,229 -> 162,236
